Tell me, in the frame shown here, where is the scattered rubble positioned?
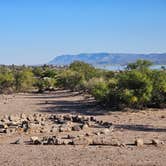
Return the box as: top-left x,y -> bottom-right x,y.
0,113 -> 114,145
0,113 -> 163,148
0,113 -> 113,136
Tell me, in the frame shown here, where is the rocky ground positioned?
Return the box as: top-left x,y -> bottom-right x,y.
0,90 -> 166,166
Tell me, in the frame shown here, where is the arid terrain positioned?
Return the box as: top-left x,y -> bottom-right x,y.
0,90 -> 166,166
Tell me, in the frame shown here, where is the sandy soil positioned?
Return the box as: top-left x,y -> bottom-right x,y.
0,90 -> 166,166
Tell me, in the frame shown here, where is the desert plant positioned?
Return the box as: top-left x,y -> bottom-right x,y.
14,69 -> 35,92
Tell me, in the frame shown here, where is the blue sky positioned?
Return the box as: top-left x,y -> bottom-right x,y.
0,0 -> 166,65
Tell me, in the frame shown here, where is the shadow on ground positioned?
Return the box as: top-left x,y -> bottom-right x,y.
38,99 -> 106,115
115,124 -> 166,132
31,90 -> 107,116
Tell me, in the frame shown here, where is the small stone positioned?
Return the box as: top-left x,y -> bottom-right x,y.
72,115 -> 84,123
30,136 -> 41,145
81,124 -> 89,130
3,124 -> 8,129
50,126 -> 58,133
109,125 -> 114,132
63,115 -> 72,121
94,132 -> 100,136
65,121 -> 73,126
99,120 -> 103,125
41,117 -> 45,122
91,137 -> 103,145
20,113 -> 26,119
10,114 -> 20,122
90,116 -> 96,121
17,128 -> 25,134
59,125 -> 71,132
1,115 -> 9,123
72,125 -> 82,131
0,128 -> 7,133
56,138 -> 64,145
100,128 -> 110,135
102,122 -> 112,128
96,120 -> 100,124
21,121 -> 29,132
92,137 -> 120,146
7,122 -> 19,127
0,123 -> 7,129
67,134 -> 75,139
41,122 -> 45,126
85,121 -> 93,127
152,139 -> 160,146
62,139 -> 71,145
161,141 -> 165,145
38,114 -> 42,117
57,119 -> 65,124
1,119 -> 6,123
85,132 -> 94,137
45,136 -> 57,145
72,137 -> 91,145
33,113 -> 38,118
135,138 -> 144,147
40,130 -> 44,133
111,140 -> 121,147
27,114 -> 35,121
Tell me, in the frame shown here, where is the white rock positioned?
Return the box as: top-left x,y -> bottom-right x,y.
135,138 -> 144,147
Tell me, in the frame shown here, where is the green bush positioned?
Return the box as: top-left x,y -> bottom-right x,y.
15,69 -> 35,92
0,71 -> 14,93
56,69 -> 84,91
117,70 -> 153,108
35,77 -> 57,92
69,61 -> 100,81
84,77 -> 109,102
150,70 -> 166,107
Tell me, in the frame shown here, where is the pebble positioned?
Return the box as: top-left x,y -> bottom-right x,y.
135,138 -> 144,147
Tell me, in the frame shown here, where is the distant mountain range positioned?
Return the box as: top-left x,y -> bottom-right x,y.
49,53 -> 166,66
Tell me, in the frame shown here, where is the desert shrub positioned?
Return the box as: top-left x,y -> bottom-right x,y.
117,70 -> 153,108
32,66 -> 44,77
42,68 -> 57,78
0,71 -> 14,93
105,78 -> 120,107
56,69 -> 84,91
69,61 -> 100,81
150,70 -> 166,107
85,77 -> 109,103
33,66 -> 58,78
32,66 -> 58,92
14,69 -> 35,92
102,70 -> 115,80
35,77 -> 57,92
